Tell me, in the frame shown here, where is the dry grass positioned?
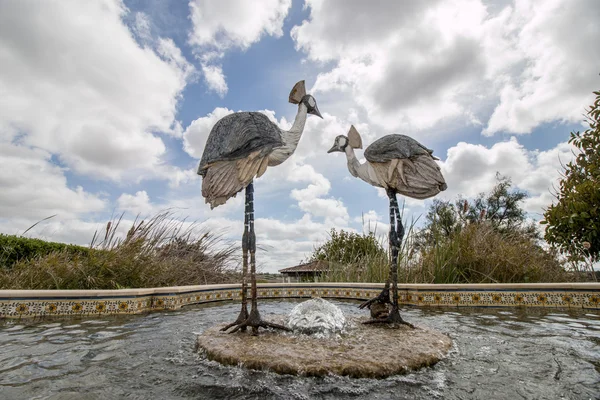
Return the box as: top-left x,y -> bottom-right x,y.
403,223 -> 571,283
0,211 -> 239,290
317,221 -> 575,284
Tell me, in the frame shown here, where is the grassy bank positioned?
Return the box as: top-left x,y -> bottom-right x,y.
0,212 -> 239,290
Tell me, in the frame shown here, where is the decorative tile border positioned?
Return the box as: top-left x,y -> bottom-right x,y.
1,283 -> 598,320
402,289 -> 600,309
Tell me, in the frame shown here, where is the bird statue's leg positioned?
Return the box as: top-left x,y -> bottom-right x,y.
363,190 -> 414,328
229,182 -> 291,336
388,193 -> 414,328
220,184 -> 251,332
358,284 -> 391,309
358,194 -> 395,310
359,189 -> 398,311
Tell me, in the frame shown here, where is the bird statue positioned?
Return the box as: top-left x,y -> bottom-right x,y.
197,80 -> 322,335
327,126 -> 447,327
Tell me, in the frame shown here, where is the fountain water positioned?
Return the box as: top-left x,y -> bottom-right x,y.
1,300 -> 599,398
287,297 -> 346,336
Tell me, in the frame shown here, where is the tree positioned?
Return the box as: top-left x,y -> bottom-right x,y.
414,176 -> 568,283
311,229 -> 386,264
420,174 -> 537,245
308,229 -> 390,283
543,90 -> 600,262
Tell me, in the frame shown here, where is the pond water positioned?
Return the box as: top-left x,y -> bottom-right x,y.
1,300 -> 599,400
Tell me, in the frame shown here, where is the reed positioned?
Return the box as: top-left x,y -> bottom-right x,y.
0,211 -> 239,290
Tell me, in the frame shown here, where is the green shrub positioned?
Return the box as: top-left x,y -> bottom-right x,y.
0,234 -> 90,269
310,229 -> 390,283
543,90 -> 600,267
310,175 -> 577,284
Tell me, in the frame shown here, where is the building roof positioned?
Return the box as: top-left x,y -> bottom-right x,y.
279,260 -> 329,274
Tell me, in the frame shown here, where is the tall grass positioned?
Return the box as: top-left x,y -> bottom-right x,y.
315,220 -> 575,284
0,211 -> 239,290
403,223 -> 571,283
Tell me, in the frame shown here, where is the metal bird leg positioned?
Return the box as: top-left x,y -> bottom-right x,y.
219,183 -> 251,332
362,189 -> 414,328
225,182 -> 291,336
358,188 -> 398,310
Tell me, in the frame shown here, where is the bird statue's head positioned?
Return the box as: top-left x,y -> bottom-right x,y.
327,125 -> 363,153
289,80 -> 322,118
327,135 -> 348,153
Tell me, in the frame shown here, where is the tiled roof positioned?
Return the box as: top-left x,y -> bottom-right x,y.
279,260 -> 329,274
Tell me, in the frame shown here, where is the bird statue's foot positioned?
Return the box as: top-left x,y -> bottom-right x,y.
227,309 -> 292,336
220,306 -> 249,333
362,306 -> 415,329
359,287 -> 391,309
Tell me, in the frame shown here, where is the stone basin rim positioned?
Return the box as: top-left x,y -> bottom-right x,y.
2,282 -> 599,320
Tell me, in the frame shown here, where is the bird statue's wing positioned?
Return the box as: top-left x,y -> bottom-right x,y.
364,134 -> 435,163
198,112 -> 284,176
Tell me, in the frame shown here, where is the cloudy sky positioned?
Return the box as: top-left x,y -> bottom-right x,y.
1,0 -> 598,273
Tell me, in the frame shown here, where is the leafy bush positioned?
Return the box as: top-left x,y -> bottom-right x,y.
0,212 -> 239,290
543,90 -> 600,265
0,234 -> 90,269
311,229 -> 389,282
416,175 -> 538,248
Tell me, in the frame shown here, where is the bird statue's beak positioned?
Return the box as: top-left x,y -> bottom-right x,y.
311,105 -> 323,119
327,144 -> 337,153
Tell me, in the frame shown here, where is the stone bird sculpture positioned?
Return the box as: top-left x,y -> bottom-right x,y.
198,80 -> 322,335
328,126 -> 446,326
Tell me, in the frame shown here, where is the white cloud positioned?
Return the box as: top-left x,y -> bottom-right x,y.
0,143 -> 106,220
292,0 -> 599,135
183,107 -> 235,159
0,218 -> 110,247
292,0 -> 487,131
354,209 -> 381,224
439,137 -> 576,216
201,64 -> 228,97
188,0 -> 291,96
188,0 -> 291,50
0,0 -> 194,181
133,11 -> 152,42
117,191 -> 154,215
483,0 -> 600,135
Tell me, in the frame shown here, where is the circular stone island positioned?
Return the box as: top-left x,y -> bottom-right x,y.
197,316 -> 452,378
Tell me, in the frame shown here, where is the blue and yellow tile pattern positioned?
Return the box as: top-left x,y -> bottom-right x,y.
1,283 -> 598,319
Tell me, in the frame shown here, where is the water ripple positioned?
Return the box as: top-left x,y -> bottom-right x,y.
0,301 -> 598,399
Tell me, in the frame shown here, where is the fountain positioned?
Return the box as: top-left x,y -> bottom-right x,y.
1,298 -> 599,398
196,298 -> 452,378
287,297 -> 346,336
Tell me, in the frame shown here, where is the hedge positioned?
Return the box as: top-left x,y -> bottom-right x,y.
0,234 -> 90,269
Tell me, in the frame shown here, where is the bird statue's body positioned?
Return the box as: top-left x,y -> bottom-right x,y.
198,80 -> 322,335
328,126 -> 446,326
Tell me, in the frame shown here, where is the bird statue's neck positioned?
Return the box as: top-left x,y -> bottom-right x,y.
344,145 -> 382,187
344,145 -> 362,178
285,102 -> 308,143
268,103 -> 308,166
